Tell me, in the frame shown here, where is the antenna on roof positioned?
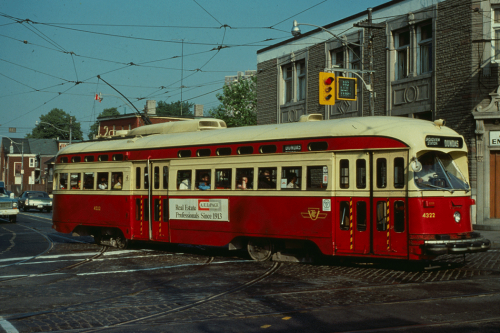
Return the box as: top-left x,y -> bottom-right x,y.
97,75 -> 152,125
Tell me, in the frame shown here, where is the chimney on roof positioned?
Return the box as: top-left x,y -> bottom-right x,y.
194,104 -> 204,117
145,100 -> 156,115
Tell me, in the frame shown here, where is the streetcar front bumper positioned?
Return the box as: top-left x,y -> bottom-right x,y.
424,235 -> 491,255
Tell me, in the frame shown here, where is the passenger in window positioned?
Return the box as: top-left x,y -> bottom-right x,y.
287,173 -> 299,189
60,179 -> 67,190
258,169 -> 276,189
84,176 -> 93,189
113,176 -> 122,189
198,173 -> 210,190
179,178 -> 191,190
99,177 -> 108,190
237,175 -> 249,189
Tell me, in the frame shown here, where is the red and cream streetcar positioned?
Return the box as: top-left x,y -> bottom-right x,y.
52,115 -> 490,261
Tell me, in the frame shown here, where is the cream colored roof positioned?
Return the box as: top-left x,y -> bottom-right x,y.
58,117 -> 467,156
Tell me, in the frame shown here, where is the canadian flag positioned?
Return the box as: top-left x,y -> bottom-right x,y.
95,93 -> 102,102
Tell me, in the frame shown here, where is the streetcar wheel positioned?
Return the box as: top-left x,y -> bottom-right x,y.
247,238 -> 273,261
115,236 -> 129,249
93,234 -> 102,245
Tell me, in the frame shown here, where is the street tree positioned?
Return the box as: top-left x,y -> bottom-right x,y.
156,100 -> 194,117
208,76 -> 256,127
27,108 -> 83,141
88,107 -> 121,139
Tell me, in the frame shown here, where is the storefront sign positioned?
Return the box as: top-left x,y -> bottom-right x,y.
490,131 -> 500,146
169,198 -> 229,222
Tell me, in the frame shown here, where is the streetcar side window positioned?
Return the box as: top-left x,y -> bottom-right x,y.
112,154 -> 123,161
144,167 -> 149,189
307,166 -> 328,190
144,199 -> 149,220
216,147 -> 231,156
70,173 -> 81,190
60,157 -> 68,163
178,150 -> 192,158
59,173 -> 68,190
340,159 -> 349,189
163,166 -> 168,190
356,159 -> 366,189
177,170 -> 192,190
197,149 -> 211,157
154,199 -> 160,221
394,157 -> 405,189
97,172 -> 109,190
357,201 -> 367,231
154,166 -> 160,189
111,172 -> 123,190
196,169 -> 211,190
339,201 -> 350,230
163,199 -> 168,222
376,158 -> 387,188
376,201 -> 387,231
84,155 -> 94,162
258,167 -> 277,189
83,172 -> 94,190
394,201 -> 405,232
215,169 -> 231,189
259,145 -> 277,154
281,167 -> 301,190
237,146 -> 253,155
71,156 -> 81,163
98,155 -> 109,162
135,167 -> 141,189
135,199 -> 141,220
236,168 -> 253,189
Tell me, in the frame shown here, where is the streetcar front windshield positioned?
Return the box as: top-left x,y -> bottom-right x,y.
414,152 -> 469,191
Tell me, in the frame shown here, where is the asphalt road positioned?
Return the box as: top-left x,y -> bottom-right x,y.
1,212 -> 500,333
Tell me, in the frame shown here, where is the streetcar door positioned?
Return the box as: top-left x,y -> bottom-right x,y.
371,150 -> 408,258
335,152 -> 371,255
132,163 -> 150,240
150,162 -> 170,242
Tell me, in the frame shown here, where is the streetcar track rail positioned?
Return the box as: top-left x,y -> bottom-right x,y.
6,256 -> 217,321
0,245 -> 108,283
72,261 -> 283,332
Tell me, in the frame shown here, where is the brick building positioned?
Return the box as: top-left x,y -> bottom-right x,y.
0,138 -> 59,195
256,0 -> 500,229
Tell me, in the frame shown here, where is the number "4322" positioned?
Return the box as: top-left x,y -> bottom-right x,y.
422,213 -> 435,218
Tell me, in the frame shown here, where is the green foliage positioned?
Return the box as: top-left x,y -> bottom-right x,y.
88,107 -> 121,139
27,108 -> 83,141
208,76 -> 256,127
156,100 -> 194,117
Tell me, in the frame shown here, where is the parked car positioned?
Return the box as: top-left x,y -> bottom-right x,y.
0,191 -> 18,223
18,191 -> 53,212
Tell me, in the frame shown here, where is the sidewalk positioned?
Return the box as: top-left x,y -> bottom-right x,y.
474,228 -> 500,249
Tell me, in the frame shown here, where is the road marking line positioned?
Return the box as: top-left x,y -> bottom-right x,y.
0,317 -> 18,333
0,249 -> 151,263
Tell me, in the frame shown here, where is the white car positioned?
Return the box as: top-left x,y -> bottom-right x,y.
0,191 -> 19,223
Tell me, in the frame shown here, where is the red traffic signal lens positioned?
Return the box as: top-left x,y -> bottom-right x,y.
324,77 -> 334,85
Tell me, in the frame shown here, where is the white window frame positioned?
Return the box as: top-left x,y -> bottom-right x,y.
280,60 -> 307,105
493,7 -> 500,63
395,30 -> 410,80
29,158 -> 35,168
417,23 -> 432,74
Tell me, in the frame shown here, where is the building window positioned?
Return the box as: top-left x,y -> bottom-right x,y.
29,158 -> 35,168
395,30 -> 410,80
281,61 -> 306,104
418,23 -> 432,74
493,8 -> 500,61
349,45 -> 361,74
331,49 -> 344,69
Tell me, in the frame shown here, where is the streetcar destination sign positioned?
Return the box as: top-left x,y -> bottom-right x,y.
425,136 -> 463,148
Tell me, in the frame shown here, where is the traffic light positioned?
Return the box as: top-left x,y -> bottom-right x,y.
337,77 -> 357,101
319,72 -> 335,105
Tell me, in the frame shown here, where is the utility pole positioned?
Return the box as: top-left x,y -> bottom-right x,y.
69,116 -> 72,145
354,8 -> 385,116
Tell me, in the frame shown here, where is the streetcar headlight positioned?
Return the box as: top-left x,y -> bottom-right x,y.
454,211 -> 461,223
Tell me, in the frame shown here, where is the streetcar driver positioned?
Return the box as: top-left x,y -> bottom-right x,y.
415,155 -> 436,184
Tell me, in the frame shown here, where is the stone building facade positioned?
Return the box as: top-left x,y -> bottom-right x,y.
256,0 -> 500,229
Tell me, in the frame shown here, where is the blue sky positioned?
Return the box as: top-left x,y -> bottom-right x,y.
0,0 -> 386,138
